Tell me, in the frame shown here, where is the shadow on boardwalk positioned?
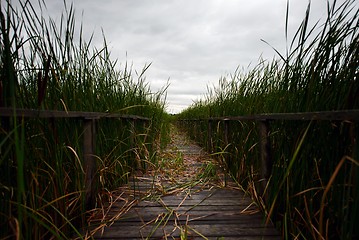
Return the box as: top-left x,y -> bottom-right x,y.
86,125 -> 280,239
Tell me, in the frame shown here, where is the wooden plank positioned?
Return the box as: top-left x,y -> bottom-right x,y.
224,119 -> 229,146
0,107 -> 150,120
94,224 -> 280,239
93,186 -> 279,239
139,198 -> 254,206
111,205 -> 258,213
106,220 -> 275,229
111,218 -> 267,228
179,109 -> 359,121
83,119 -> 96,210
112,212 -> 265,224
108,192 -> 254,209
110,197 -> 254,209
223,119 -> 232,172
89,127 -> 280,240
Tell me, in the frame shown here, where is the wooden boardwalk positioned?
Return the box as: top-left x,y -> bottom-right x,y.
89,128 -> 281,239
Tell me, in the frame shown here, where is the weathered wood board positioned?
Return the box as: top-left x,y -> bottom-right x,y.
90,127 -> 281,239
93,185 -> 280,239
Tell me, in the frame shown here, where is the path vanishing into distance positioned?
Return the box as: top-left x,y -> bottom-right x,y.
86,125 -> 281,239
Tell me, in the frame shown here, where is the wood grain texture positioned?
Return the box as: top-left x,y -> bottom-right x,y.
91,127 -> 281,239
93,184 -> 280,239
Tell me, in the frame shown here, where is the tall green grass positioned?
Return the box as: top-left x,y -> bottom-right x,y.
1,0 -> 168,238
177,0 -> 358,239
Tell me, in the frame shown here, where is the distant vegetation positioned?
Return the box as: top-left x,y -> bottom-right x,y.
0,0 -> 168,239
177,0 -> 358,239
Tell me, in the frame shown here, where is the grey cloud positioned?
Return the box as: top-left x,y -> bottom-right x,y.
41,0 -> 343,113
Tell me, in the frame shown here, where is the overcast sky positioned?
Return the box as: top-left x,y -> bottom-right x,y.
42,0 -> 340,113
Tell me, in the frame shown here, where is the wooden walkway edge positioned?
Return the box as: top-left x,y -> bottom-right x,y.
88,127 -> 281,239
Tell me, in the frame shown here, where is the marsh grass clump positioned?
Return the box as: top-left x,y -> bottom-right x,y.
177,0 -> 359,239
0,0 -> 168,238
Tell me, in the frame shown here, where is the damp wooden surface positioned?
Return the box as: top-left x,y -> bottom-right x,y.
90,128 -> 281,240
